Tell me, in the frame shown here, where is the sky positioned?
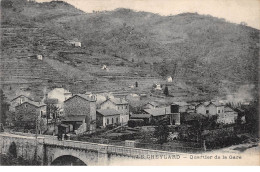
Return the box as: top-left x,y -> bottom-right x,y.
36,0 -> 260,29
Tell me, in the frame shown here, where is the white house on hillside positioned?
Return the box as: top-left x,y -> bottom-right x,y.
167,76 -> 173,82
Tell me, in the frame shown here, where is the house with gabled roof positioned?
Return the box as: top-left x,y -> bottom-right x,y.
15,100 -> 47,123
195,101 -> 239,124
100,97 -> 129,125
196,101 -> 225,115
10,95 -> 34,112
96,109 -> 120,127
143,105 -> 180,125
217,107 -> 238,124
63,94 -> 97,134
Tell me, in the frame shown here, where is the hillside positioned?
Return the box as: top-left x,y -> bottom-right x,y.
1,0 -> 259,98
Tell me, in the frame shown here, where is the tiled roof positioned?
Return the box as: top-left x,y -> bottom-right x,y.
100,98 -> 128,105
64,94 -> 96,102
143,107 -> 171,116
11,95 -> 33,102
16,100 -> 46,108
97,109 -> 120,116
196,101 -> 224,107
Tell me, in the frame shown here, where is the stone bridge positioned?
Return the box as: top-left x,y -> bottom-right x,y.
0,132 -> 183,166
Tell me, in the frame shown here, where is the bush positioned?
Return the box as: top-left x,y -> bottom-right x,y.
128,119 -> 144,128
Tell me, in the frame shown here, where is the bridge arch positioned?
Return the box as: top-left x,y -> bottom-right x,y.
51,155 -> 87,166
50,149 -> 92,166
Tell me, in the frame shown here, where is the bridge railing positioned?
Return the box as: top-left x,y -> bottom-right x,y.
43,136 -> 182,156
44,137 -> 102,151
1,133 -> 186,158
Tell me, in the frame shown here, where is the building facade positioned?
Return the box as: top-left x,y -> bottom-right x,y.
63,94 -> 96,132
96,109 -> 120,127
100,98 -> 129,125
15,101 -> 46,119
217,107 -> 238,124
196,102 -> 225,115
10,95 -> 33,112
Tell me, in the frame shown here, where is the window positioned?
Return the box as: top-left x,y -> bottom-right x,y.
218,110 -> 220,113
107,118 -> 109,125
41,111 -> 43,117
125,105 -> 127,109
118,107 -> 119,110
25,104 -> 27,108
112,118 -> 114,124
206,110 -> 209,114
116,117 -> 119,124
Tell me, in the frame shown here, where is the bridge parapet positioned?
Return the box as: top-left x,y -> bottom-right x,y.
1,133 -> 184,165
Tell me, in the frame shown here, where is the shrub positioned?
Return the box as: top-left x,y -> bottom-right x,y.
128,119 -> 144,128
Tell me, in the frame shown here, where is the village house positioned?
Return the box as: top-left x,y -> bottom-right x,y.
102,65 -> 108,70
217,107 -> 238,124
63,94 -> 97,134
143,104 -> 180,125
37,54 -> 43,60
99,97 -> 129,125
196,101 -> 225,115
96,109 -> 120,127
27,54 -> 43,60
167,76 -> 173,82
154,84 -> 162,90
14,100 -> 47,133
68,40 -> 81,47
15,100 -> 47,118
10,95 -> 34,112
195,101 -> 238,124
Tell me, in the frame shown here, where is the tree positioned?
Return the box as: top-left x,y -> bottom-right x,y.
163,86 -> 169,96
14,108 -> 38,130
153,117 -> 170,144
8,142 -> 17,158
0,89 -> 9,125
